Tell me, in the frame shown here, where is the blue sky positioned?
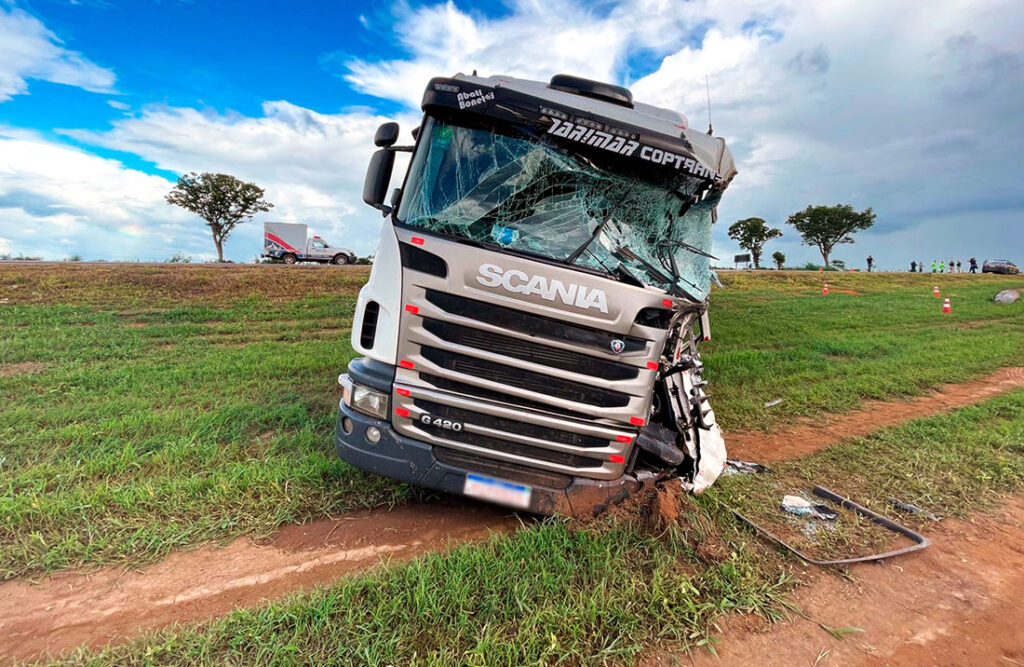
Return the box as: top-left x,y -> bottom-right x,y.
1,0 -> 1022,267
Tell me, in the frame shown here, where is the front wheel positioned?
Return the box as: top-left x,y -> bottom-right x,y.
332,254 -> 349,265
282,253 -> 297,265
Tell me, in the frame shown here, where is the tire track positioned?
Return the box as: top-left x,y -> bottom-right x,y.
3,367 -> 1024,663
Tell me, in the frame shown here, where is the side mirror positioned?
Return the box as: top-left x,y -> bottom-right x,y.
374,122 -> 400,148
363,149 -> 396,213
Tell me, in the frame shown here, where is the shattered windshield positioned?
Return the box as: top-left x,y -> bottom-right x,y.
396,117 -> 718,301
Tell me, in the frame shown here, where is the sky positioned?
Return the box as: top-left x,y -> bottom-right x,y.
0,0 -> 1022,268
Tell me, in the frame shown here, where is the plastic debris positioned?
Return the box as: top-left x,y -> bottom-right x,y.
723,458 -> 772,476
994,289 -> 1020,304
764,398 -> 783,408
781,495 -> 838,520
887,498 -> 943,522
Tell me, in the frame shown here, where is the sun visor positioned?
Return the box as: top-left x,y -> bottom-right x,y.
422,76 -> 736,194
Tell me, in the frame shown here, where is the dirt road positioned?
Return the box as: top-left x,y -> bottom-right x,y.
726,367 -> 1024,463
3,368 -> 1023,663
678,496 -> 1024,667
0,502 -> 518,663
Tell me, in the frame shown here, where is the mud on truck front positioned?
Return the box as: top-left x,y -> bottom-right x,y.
335,73 -> 736,517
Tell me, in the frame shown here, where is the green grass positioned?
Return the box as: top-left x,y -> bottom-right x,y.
58,388 -> 1024,666
1,266 -> 1022,578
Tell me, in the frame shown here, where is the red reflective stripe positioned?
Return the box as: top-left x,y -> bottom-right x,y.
646,361 -> 659,370
265,232 -> 298,252
395,387 -> 410,397
395,408 -> 410,418
398,360 -> 414,369
609,454 -> 626,464
405,304 -> 419,314
661,298 -> 673,308
615,435 -> 632,443
411,236 -> 425,245
629,416 -> 645,426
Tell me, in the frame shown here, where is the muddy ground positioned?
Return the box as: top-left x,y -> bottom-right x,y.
726,367 -> 1024,463
672,496 -> 1024,667
0,503 -> 517,663
3,369 -> 1024,664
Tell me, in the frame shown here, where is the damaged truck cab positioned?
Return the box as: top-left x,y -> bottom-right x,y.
335,73 -> 736,516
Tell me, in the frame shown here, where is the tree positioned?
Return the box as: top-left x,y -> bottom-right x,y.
786,204 -> 876,269
727,217 -> 782,269
831,259 -> 846,271
166,172 -> 273,262
772,251 -> 786,270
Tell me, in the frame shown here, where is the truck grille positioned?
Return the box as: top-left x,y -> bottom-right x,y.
418,423 -> 598,469
420,346 -> 631,408
395,256 -> 668,482
422,318 -> 638,381
414,399 -> 609,449
425,289 -> 647,354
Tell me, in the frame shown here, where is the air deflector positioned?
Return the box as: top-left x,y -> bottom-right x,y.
547,74 -> 634,108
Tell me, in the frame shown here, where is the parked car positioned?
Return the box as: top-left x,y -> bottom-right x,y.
982,259 -> 1020,275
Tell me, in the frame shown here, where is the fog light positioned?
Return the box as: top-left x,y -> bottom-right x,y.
341,417 -> 354,434
365,426 -> 381,444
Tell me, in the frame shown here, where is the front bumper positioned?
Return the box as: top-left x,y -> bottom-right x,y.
335,400 -> 643,517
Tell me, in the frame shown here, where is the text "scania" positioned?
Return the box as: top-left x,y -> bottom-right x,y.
476,263 -> 609,313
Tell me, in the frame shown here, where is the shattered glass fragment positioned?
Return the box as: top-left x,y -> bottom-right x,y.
397,118 -> 719,301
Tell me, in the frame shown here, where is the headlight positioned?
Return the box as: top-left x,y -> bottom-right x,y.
339,375 -> 389,419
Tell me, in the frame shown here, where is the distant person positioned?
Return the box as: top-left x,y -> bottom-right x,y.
931,260 -> 937,273
969,257 -> 978,274
910,260 -> 917,273
940,261 -> 946,273
866,255 -> 874,272
950,259 -> 956,273
956,260 -> 962,273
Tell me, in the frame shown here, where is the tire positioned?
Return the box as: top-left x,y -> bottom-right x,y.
282,253 -> 297,265
332,254 -> 349,265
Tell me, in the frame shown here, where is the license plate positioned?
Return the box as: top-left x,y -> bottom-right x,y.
463,474 -> 531,510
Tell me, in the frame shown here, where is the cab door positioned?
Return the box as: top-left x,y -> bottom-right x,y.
309,238 -> 330,260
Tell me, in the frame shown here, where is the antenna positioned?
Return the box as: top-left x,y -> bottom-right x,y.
705,74 -> 713,135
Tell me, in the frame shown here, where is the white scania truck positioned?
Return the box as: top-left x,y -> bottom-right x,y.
335,73 -> 736,516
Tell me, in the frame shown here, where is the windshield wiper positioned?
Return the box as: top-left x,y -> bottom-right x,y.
613,245 -> 700,302
564,187 -> 634,264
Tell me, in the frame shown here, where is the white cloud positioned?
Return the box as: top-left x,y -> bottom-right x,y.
0,6 -> 115,102
63,101 -> 419,258
4,0 -> 1023,268
0,127 -> 202,261
107,99 -> 130,110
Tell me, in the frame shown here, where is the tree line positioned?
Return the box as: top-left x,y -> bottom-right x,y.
728,204 -> 876,270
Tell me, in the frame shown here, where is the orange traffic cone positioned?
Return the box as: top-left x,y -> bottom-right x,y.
822,283 -> 829,296
932,285 -> 940,298
942,297 -> 952,314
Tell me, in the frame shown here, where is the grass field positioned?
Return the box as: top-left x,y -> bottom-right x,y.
63,390 -> 1024,666
2,264 -> 1023,580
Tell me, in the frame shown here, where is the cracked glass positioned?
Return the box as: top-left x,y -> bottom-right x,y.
397,118 -> 718,301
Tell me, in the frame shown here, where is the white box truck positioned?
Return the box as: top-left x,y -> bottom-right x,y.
262,222 -> 356,265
